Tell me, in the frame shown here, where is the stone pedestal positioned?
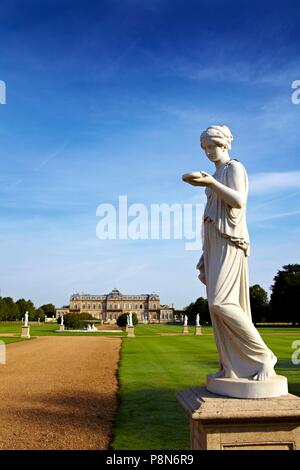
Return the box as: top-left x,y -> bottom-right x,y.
127,326 -> 135,337
182,326 -> 189,334
207,374 -> 288,399
195,326 -> 202,336
59,324 -> 65,331
21,326 -> 30,338
176,386 -> 300,450
125,324 -> 129,332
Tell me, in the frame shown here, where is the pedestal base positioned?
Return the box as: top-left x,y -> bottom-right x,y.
207,374 -> 288,399
195,326 -> 202,336
182,326 -> 189,334
176,386 -> 300,450
59,325 -> 65,331
21,326 -> 30,338
127,326 -> 135,337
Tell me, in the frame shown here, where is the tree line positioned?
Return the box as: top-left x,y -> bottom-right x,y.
0,298 -> 55,322
176,264 -> 300,326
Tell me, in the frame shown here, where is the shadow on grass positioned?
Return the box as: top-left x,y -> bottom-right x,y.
112,380 -> 300,450
112,387 -> 190,450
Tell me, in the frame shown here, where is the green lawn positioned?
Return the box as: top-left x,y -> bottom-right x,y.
1,321 -> 299,449
0,337 -> 31,344
0,322 -> 124,337
112,326 -> 300,450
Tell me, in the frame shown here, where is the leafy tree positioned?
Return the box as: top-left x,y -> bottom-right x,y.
270,264 -> 300,325
39,303 -> 56,318
249,284 -> 270,325
0,297 -> 19,321
62,312 -> 94,330
33,308 -> 46,322
183,297 -> 211,324
16,299 -> 36,320
117,313 -> 138,327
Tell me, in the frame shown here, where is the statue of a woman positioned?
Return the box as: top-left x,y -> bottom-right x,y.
182,125 -> 278,384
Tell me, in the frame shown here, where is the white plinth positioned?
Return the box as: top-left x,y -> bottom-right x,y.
127,326 -> 135,337
21,326 -> 30,338
206,375 -> 288,399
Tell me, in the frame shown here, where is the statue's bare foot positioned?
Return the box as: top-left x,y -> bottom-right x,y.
252,363 -> 277,381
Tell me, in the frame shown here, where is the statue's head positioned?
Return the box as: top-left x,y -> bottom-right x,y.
200,125 -> 233,162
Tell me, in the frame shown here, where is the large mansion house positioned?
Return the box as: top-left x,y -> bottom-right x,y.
56,288 -> 174,323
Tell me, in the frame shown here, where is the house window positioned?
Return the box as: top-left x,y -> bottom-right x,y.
98,304 -> 101,309
135,304 -> 138,309
74,304 -> 78,309
124,303 -> 127,309
109,304 -> 112,309
129,304 -> 132,309
88,304 -> 90,309
140,304 -> 143,309
93,304 -> 96,309
153,304 -> 156,309
114,304 -> 117,309
82,304 -> 86,309
118,304 -> 120,309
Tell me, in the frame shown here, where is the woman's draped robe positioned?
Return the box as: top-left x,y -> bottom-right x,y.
197,159 -> 276,379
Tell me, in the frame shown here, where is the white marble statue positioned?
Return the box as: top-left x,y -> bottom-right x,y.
128,312 -> 133,327
24,311 -> 29,327
182,125 -> 277,382
184,315 -> 188,327
60,315 -> 64,326
196,313 -> 200,327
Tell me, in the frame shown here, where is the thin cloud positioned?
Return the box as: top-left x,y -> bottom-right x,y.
249,171 -> 300,194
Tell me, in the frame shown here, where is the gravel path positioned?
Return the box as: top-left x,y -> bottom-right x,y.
0,336 -> 121,450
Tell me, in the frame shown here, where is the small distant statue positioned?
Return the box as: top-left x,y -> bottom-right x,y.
24,311 -> 29,327
184,315 -> 188,326
128,312 -> 133,327
87,324 -> 91,331
91,324 -> 96,331
196,313 -> 200,327
60,315 -> 64,326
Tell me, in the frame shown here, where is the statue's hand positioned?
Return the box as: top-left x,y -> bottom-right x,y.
182,171 -> 214,187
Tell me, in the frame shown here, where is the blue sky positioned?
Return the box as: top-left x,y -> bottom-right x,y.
0,0 -> 300,309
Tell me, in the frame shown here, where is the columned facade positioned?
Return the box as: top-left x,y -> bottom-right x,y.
60,288 -> 173,323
